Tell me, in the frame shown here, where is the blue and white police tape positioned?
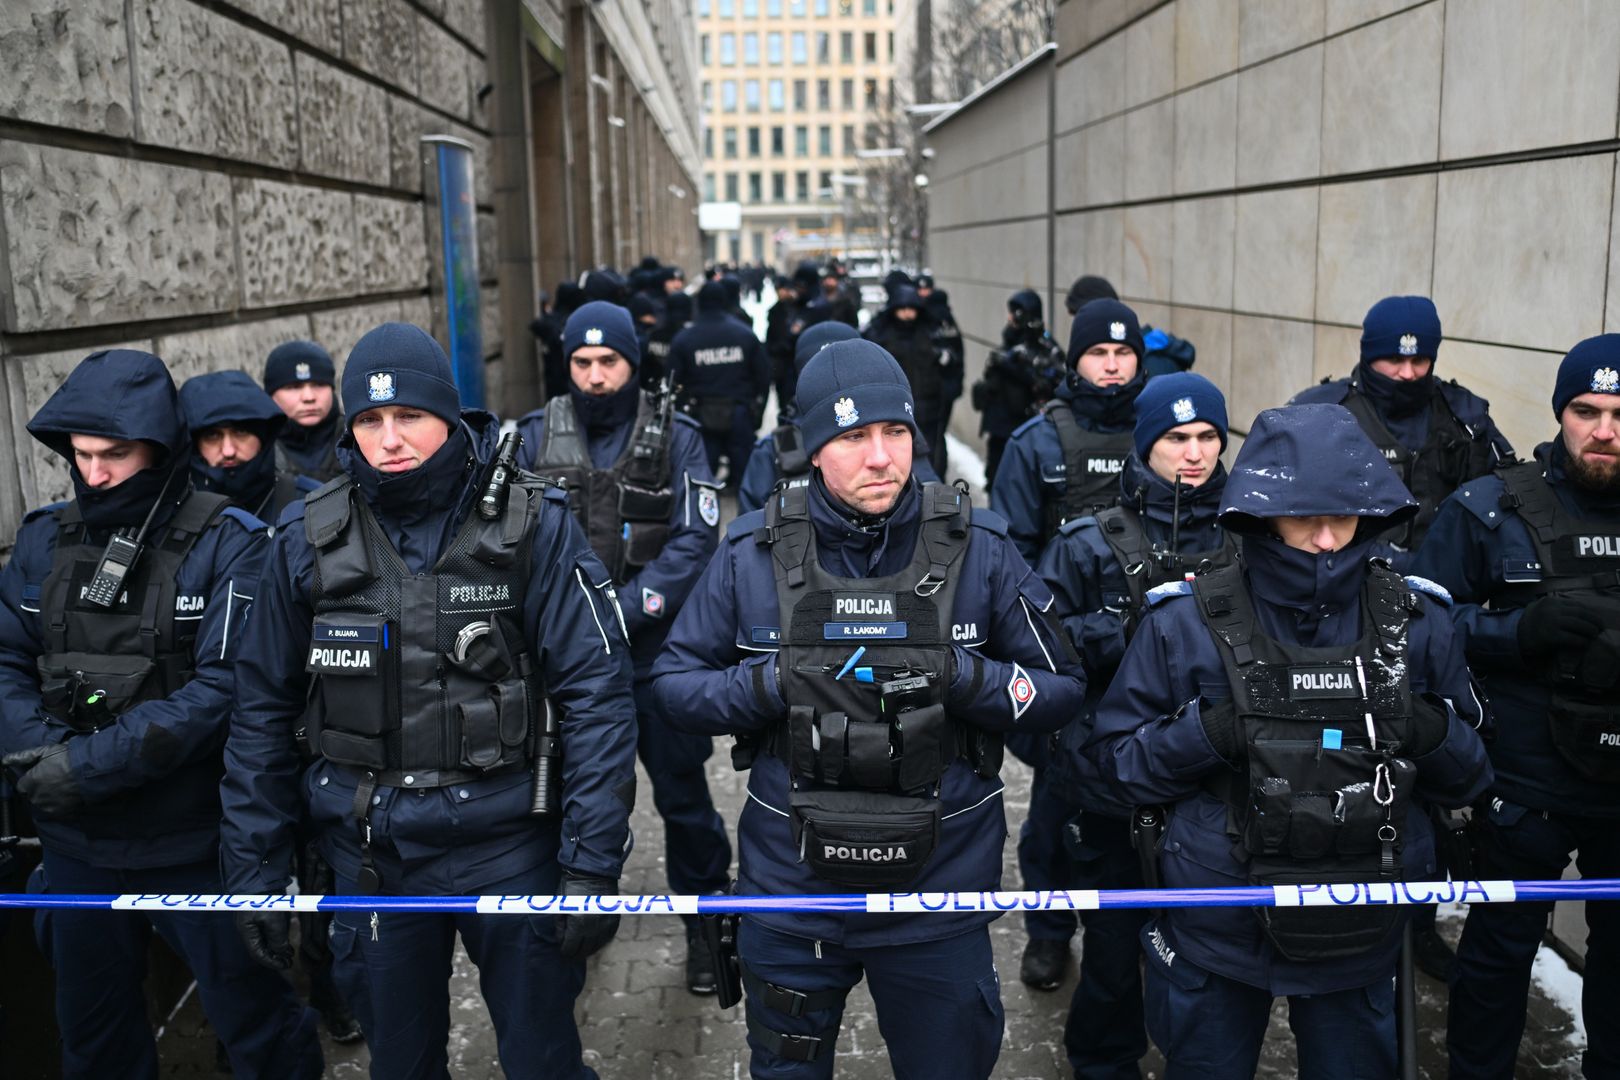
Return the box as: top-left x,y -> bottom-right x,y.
3,878 -> 1620,915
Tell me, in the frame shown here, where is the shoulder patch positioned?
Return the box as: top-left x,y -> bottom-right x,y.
22,501 -> 68,525
1145,580 -> 1194,606
1405,575 -> 1452,606
967,506 -> 1010,537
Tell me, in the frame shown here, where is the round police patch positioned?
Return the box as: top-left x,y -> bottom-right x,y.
1007,663 -> 1036,721
697,486 -> 720,527
642,588 -> 665,618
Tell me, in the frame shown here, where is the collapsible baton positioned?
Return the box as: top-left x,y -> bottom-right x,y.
1397,923 -> 1418,1080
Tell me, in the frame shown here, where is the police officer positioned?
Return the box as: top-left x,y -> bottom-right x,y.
180,369 -> 319,526
1291,295 -> 1512,558
517,301 -> 734,994
264,339 -> 345,483
766,273 -> 808,409
972,289 -> 1066,485
652,340 -> 1086,1078
219,322 -> 639,1079
864,285 -> 961,479
1089,403 -> 1492,1078
1412,336 -> 1620,1078
992,298 -> 1149,561
668,280 -> 771,489
1014,374 -> 1235,1076
643,290 -> 692,391
0,349 -> 322,1079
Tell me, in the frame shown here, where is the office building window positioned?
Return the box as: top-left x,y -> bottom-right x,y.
723,128 -> 738,158
772,172 -> 786,201
701,81 -> 713,111
748,126 -> 761,155
771,126 -> 785,154
725,173 -> 739,201
719,33 -> 735,65
841,78 -> 853,110
819,170 -> 833,195
862,78 -> 876,107
793,79 -> 807,110
704,128 -> 714,157
767,32 -> 782,63
817,79 -> 830,110
700,34 -> 710,64
791,32 -> 807,63
743,32 -> 759,64
864,31 -> 876,61
719,0 -> 733,14
796,171 -> 809,201
743,0 -> 758,14
744,79 -> 760,111
863,0 -> 875,12
767,0 -> 781,14
815,31 -> 829,62
698,0 -> 710,14
704,173 -> 717,201
818,125 -> 831,156
790,0 -> 805,13
794,125 -> 809,156
842,124 -> 855,155
768,79 -> 784,111
721,80 -> 737,112
748,172 -> 762,201
814,0 -> 828,15
840,31 -> 853,62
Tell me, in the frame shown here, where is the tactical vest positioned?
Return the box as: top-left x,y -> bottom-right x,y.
301,475 -> 543,791
36,491 -> 230,732
533,392 -> 675,585
1493,461 -> 1620,782
1092,505 -> 1237,638
275,437 -> 343,484
769,423 -> 810,492
750,482 -> 1002,888
1194,560 -> 1418,961
1339,382 -> 1495,550
1043,402 -> 1130,539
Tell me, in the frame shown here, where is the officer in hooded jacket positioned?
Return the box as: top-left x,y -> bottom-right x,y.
516,301 -> 734,994
736,322 -> 941,516
973,289 -> 1067,485
1291,296 -> 1512,560
864,285 -> 961,479
264,339 -> 346,483
668,280 -> 772,488
1411,336 -> 1620,1079
0,349 -> 323,1079
1088,403 -> 1492,1079
180,369 -> 320,526
218,322 -> 639,1080
643,290 -> 692,391
993,299 -> 1150,562
1012,374 -> 1236,1077
651,340 -> 1087,1079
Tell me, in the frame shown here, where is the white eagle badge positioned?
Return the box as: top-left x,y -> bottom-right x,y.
834,397 -> 860,427
367,372 -> 396,402
585,327 -> 604,346
1172,397 -> 1196,423
1592,367 -> 1619,393
294,362 -> 312,381
1109,321 -> 1126,341
1399,333 -> 1418,356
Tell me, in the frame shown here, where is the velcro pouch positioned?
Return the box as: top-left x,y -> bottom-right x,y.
894,704 -> 949,791
789,788 -> 941,888
318,729 -> 390,770
1548,694 -> 1620,783
37,653 -> 155,727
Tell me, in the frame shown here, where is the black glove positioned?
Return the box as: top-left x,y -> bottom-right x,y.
1198,698 -> 1241,764
236,910 -> 294,971
1516,595 -> 1609,659
1404,693 -> 1453,759
3,744 -> 84,818
557,873 -> 620,960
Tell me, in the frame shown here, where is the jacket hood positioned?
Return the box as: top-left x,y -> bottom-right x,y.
1219,404 -> 1417,534
179,370 -> 287,442
28,349 -> 187,464
884,285 -> 924,316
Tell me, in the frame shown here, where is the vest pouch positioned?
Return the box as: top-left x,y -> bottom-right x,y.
789,787 -> 940,888
622,521 -> 673,570
317,729 -> 390,770
455,681 -> 530,771
306,614 -> 395,764
37,653 -> 156,731
894,704 -> 950,792
1249,861 -> 1404,962
1547,692 -> 1620,783
443,616 -> 534,772
696,397 -> 736,432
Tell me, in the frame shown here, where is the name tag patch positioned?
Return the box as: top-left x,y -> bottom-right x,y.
751,626 -> 782,644
824,622 -> 910,640
1288,665 -> 1359,700
308,624 -> 380,674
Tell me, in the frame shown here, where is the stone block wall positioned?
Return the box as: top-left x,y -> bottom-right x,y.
927,0 -> 1620,467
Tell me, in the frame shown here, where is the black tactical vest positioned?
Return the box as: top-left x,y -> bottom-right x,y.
301,475 -> 543,788
1092,505 -> 1238,638
1339,382 -> 1496,551
1493,461 -> 1620,782
36,491 -> 230,732
275,437 -> 343,485
533,392 -> 675,585
752,482 -> 1002,887
1043,402 -> 1130,539
769,423 -> 810,490
1194,559 -> 1419,961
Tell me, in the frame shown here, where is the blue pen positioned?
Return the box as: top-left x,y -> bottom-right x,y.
835,646 -> 867,680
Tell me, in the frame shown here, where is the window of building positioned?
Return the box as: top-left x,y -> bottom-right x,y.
772,172 -> 786,201
817,79 -> 830,110
839,0 -> 852,13
719,33 -> 735,65
744,79 -> 760,111
840,31 -> 853,62
842,124 -> 855,155
796,171 -> 809,201
704,128 -> 714,157
743,33 -> 759,65
752,231 -> 765,263
819,170 -> 833,195
721,80 -> 737,111
887,31 -> 894,59
863,78 -> 877,107
841,78 -> 854,110
723,128 -> 738,158
700,34 -> 711,65
767,0 -> 781,14
748,172 -> 762,201
818,125 -> 831,156
864,31 -> 877,61
813,0 -> 828,15
743,0 -> 758,15
886,78 -> 894,106
719,0 -> 733,15
791,32 -> 807,63
698,0 -> 710,15
815,31 -> 829,62
748,126 -> 761,155
789,0 -> 805,14
725,173 -> 739,201
704,173 -> 717,201
767,32 -> 782,64
863,0 -> 875,13
793,79 -> 807,110
771,126 -> 785,154
701,80 -> 713,111
768,79 -> 784,111
794,126 -> 809,155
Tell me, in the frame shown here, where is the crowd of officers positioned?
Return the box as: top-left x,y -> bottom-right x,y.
0,250 -> 1614,1080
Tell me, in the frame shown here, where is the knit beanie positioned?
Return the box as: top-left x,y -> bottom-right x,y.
340,322 -> 461,427
1553,334 -> 1620,417
1065,274 -> 1118,316
563,301 -> 641,369
1360,295 -> 1441,364
263,340 -> 336,393
1133,372 -> 1228,459
794,320 -> 861,375
795,340 -> 918,456
1067,299 -> 1145,370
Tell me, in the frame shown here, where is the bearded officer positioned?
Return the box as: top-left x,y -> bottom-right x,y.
516,301 -> 734,994
219,322 -> 638,1080
992,299 -> 1150,561
263,339 -> 345,483
0,349 -> 322,1078
1411,336 -> 1620,1078
1088,403 -> 1491,1078
652,340 -> 1086,1079
180,370 -> 319,527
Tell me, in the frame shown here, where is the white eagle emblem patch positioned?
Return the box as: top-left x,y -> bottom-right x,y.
294,362 -> 312,381
584,327 -> 604,346
833,397 -> 859,427
1108,321 -> 1126,341
367,372 -> 396,402
1171,397 -> 1196,423
1592,367 -> 1619,393
1398,333 -> 1419,356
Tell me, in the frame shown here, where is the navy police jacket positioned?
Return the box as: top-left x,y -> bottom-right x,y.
515,401 -> 719,679
667,310 -> 770,407
1411,439 -> 1620,818
219,414 -> 638,895
650,476 -> 1087,946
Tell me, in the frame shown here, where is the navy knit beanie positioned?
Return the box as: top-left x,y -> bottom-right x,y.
563,301 -> 641,369
341,322 -> 461,428
698,280 -> 729,313
263,339 -> 336,393
1361,296 -> 1441,364
1553,334 -> 1620,416
1067,299 -> 1145,370
794,320 -> 861,375
1133,372 -> 1228,459
796,340 -> 918,457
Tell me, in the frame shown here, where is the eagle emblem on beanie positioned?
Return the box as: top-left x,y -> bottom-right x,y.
1594,367 -> 1620,393
1399,333 -> 1418,356
585,327 -> 604,346
1109,321 -> 1126,342
833,397 -> 860,427
367,371 -> 396,402
1172,397 -> 1196,423
295,362 -> 312,380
